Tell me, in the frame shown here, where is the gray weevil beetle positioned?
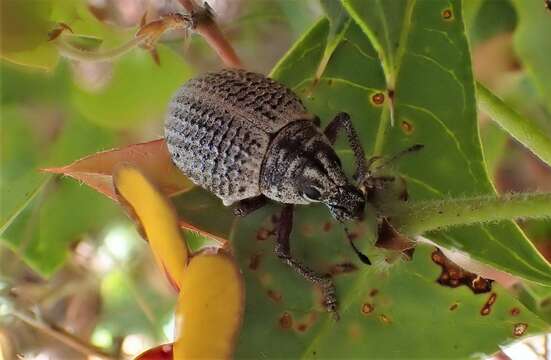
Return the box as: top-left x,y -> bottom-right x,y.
165,68 -> 402,316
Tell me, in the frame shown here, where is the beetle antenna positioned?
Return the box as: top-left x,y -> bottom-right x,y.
370,144 -> 424,173
344,227 -> 371,265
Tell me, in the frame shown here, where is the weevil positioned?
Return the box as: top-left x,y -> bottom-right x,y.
165,69 -> 406,316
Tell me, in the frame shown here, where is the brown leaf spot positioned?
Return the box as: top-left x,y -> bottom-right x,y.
510,308 -> 520,316
267,290 -> 282,303
300,223 -> 315,237
400,120 -> 414,135
388,89 -> 395,100
329,262 -> 358,275
379,314 -> 392,324
442,8 -> 454,20
371,92 -> 385,105
376,219 -> 416,260
369,289 -> 379,297
248,253 -> 261,270
294,312 -> 317,333
431,248 -> 493,294
279,312 -> 293,329
256,227 -> 271,241
449,303 -> 459,311
348,323 -> 362,340
480,293 -> 497,316
513,323 -> 528,337
361,303 -> 374,315
323,221 -> 332,232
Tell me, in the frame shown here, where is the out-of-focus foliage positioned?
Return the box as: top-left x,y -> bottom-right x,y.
72,45 -> 192,129
1,98 -> 119,275
512,0 -> 551,114
0,0 -> 59,70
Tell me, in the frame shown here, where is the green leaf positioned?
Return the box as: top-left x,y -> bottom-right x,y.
480,121 -> 508,177
516,281 -> 551,324
231,205 -> 547,358
511,0 -> 551,113
468,0 -> 516,44
1,61 -> 72,105
0,0 -> 58,70
231,11 -> 549,357
72,45 -> 192,129
0,0 -> 132,71
341,0 -> 409,83
342,0 -> 551,285
0,108 -> 120,275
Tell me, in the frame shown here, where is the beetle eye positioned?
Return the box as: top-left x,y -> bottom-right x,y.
302,186 -> 321,201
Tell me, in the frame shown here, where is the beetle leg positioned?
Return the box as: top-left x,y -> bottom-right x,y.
275,205 -> 339,319
232,195 -> 268,217
312,115 -> 321,127
323,112 -> 368,184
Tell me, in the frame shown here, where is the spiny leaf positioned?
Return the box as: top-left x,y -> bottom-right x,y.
43,139 -> 193,201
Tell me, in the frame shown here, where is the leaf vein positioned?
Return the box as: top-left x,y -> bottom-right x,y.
401,103 -> 477,181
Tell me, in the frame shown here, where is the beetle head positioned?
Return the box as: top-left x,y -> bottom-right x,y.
299,161 -> 365,222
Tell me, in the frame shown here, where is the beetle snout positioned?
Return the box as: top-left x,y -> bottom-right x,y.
326,185 -> 365,222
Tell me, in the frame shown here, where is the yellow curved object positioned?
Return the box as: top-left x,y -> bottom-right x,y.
113,165 -> 189,289
174,252 -> 244,359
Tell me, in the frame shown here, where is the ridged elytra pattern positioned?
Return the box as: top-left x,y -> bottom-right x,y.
165,69 -> 312,205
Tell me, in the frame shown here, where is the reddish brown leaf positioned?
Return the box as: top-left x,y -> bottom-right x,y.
177,220 -> 229,248
42,139 -> 193,201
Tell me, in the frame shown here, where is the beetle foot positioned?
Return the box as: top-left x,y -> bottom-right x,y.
232,196 -> 268,217
319,275 -> 340,320
276,249 -> 340,318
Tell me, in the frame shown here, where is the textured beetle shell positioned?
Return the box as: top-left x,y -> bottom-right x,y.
165,69 -> 311,205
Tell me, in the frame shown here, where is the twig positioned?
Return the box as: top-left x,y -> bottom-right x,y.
178,0 -> 243,68
53,1 -> 243,68
55,36 -> 144,62
9,307 -> 116,360
383,192 -> 551,236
